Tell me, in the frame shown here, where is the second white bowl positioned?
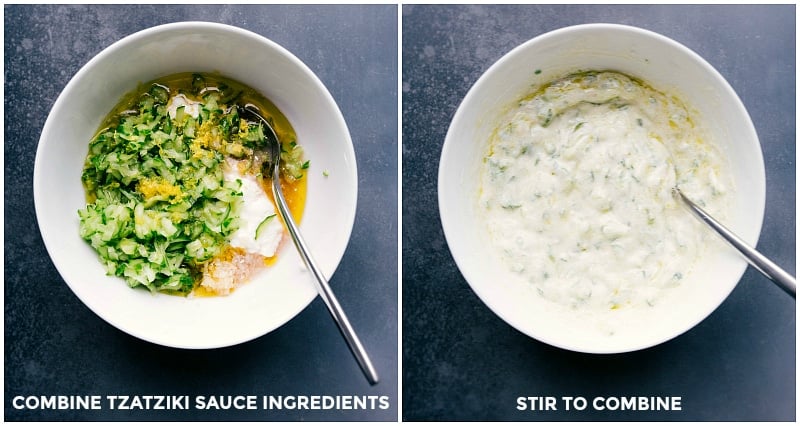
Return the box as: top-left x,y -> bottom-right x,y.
439,23 -> 765,353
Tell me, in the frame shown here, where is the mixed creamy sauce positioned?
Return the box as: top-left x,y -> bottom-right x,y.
480,71 -> 731,311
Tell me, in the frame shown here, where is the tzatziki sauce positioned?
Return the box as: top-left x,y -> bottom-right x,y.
480,71 -> 731,311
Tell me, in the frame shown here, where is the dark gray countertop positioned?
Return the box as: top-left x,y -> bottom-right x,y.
5,4 -> 397,422
402,4 -> 795,422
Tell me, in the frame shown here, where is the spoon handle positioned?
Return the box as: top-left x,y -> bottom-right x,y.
675,189 -> 796,298
272,176 -> 380,385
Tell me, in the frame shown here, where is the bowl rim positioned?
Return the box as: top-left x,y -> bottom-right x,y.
438,22 -> 766,354
33,21 -> 358,349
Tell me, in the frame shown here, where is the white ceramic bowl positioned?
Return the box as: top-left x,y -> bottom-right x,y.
34,22 -> 358,349
439,23 -> 765,353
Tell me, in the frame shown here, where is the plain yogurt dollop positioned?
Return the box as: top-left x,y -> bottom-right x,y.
480,71 -> 731,311
225,164 -> 283,258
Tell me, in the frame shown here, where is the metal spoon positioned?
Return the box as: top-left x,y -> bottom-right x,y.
673,187 -> 796,298
241,104 -> 380,384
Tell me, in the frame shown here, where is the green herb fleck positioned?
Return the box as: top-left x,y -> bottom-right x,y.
541,108 -> 554,127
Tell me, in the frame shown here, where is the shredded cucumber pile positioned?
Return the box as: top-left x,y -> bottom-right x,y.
78,77 -> 286,294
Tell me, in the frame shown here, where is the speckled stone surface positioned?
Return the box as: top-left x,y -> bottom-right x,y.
5,4 -> 397,421
402,4 -> 795,422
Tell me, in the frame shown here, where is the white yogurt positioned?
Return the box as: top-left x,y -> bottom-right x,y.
225,164 -> 283,258
480,71 -> 731,311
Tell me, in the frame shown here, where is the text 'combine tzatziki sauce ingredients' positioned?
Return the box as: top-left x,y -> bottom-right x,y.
480,71 -> 732,311
78,73 -> 307,297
